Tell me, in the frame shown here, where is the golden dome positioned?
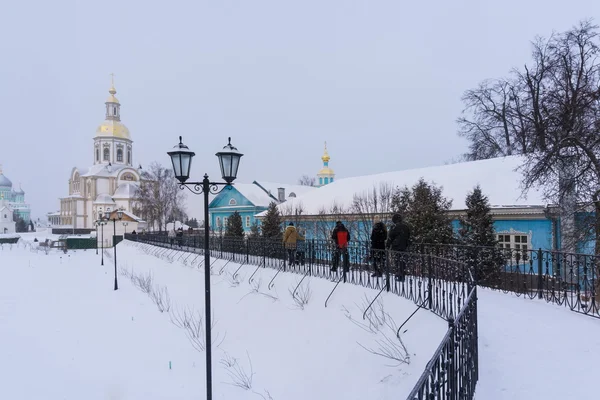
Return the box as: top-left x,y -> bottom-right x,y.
106,74 -> 119,104
321,141 -> 330,163
96,120 -> 131,139
318,166 -> 335,176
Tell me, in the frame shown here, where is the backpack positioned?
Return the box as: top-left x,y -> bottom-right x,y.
336,229 -> 349,248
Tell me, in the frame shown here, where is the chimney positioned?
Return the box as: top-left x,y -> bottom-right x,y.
277,187 -> 285,202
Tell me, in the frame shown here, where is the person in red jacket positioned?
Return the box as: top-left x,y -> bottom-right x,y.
331,221 -> 350,272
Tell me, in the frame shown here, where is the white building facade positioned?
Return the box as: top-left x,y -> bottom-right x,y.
0,203 -> 16,234
53,80 -> 141,229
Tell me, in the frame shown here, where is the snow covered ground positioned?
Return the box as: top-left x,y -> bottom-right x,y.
476,288 -> 600,399
2,237 -> 599,399
0,240 -> 446,400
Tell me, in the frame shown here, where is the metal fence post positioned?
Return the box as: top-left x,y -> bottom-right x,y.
427,253 -> 433,310
447,317 -> 457,400
385,250 -> 391,292
537,248 -> 543,299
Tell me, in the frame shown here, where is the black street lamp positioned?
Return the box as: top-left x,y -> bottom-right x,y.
106,208 -> 124,291
95,220 -> 99,255
167,136 -> 243,400
98,212 -> 107,266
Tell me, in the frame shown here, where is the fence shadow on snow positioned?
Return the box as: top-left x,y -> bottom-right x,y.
125,233 -> 479,400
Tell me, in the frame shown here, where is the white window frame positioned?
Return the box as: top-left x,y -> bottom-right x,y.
216,217 -> 221,227
246,216 -> 251,227
497,229 -> 532,262
223,217 -> 228,226
229,198 -> 237,206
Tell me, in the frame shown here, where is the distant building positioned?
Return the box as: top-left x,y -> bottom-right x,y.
0,202 -> 16,234
51,77 -> 142,231
316,142 -> 335,187
0,165 -> 31,224
209,181 -> 317,233
256,155 -> 560,254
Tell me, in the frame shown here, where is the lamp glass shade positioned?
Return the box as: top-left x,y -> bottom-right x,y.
117,209 -> 124,220
167,136 -> 195,184
216,137 -> 243,184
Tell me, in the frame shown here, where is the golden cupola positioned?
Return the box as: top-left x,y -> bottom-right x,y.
95,74 -> 131,140
317,141 -> 335,187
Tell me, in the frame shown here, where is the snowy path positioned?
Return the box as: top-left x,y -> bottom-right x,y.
477,289 -> 600,399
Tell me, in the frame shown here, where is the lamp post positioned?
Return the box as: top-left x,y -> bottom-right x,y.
95,221 -> 99,255
167,136 -> 243,400
98,212 -> 107,266
107,208 -> 124,291
123,221 -> 129,235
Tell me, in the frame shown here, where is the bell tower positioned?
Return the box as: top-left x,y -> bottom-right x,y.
317,142 -> 335,187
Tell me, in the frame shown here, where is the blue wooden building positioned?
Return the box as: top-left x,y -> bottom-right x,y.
208,181 -> 317,233
256,156 -> 562,254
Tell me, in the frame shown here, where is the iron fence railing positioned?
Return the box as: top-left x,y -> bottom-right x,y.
125,233 -> 479,400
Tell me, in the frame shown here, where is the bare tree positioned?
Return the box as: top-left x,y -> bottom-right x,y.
458,20 -> 600,293
351,182 -> 394,242
133,161 -> 187,232
298,175 -> 316,186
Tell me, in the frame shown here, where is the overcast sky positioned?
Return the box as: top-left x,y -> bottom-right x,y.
1,0 -> 598,220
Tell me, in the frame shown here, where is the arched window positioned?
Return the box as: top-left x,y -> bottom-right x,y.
216,217 -> 221,227
96,149 -> 99,162
117,149 -> 123,162
229,198 -> 237,206
127,151 -> 131,165
103,148 -> 110,161
113,106 -> 117,116
289,192 -> 296,198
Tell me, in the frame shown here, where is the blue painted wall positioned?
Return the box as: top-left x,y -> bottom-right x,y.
208,186 -> 267,232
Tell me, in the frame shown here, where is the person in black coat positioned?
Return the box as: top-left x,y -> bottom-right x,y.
370,215 -> 387,277
386,213 -> 411,281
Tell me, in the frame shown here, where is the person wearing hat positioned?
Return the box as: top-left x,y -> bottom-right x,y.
370,215 -> 388,277
386,213 -> 411,281
283,222 -> 304,267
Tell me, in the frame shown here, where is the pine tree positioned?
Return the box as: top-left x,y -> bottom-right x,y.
458,185 -> 505,286
225,211 -> 245,238
261,201 -> 282,239
390,178 -> 454,245
249,221 -> 261,238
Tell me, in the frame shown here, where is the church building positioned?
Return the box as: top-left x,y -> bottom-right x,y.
53,78 -> 142,230
0,165 -> 31,224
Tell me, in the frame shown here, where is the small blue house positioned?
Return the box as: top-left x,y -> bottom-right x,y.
209,181 -> 317,233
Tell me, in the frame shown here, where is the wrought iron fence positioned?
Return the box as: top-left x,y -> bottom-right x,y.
421,243 -> 599,319
125,233 -> 479,399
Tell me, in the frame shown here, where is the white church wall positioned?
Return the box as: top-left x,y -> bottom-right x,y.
96,179 -> 110,195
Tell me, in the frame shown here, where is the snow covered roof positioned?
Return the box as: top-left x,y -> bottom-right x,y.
233,183 -> 278,207
229,181 -> 317,208
254,181 -> 317,199
94,193 -> 116,204
256,156 -> 546,217
80,164 -> 128,178
113,182 -> 139,199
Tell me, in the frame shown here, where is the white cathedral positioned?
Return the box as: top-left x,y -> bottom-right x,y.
50,80 -> 142,229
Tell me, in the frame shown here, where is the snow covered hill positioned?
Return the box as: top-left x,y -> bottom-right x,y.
0,241 -> 446,400
2,238 -> 599,399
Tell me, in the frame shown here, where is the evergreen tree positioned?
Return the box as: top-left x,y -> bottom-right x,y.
248,221 -> 261,238
225,211 -> 245,238
261,202 -> 282,239
459,185 -> 505,286
13,213 -> 28,233
185,218 -> 199,228
390,178 -> 454,245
